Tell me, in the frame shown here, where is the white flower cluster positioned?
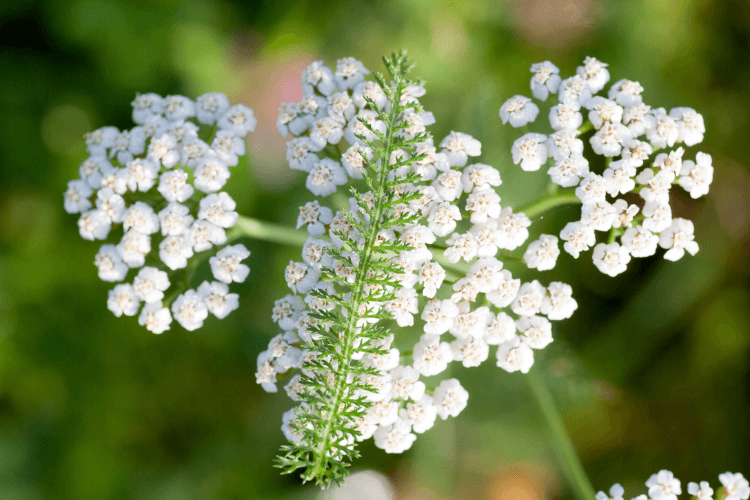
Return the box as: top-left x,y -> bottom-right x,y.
64,93 -> 254,332
261,58 -> 578,456
596,470 -> 749,500
501,57 -> 712,276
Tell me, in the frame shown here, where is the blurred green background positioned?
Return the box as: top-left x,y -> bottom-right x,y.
1,0 -> 749,498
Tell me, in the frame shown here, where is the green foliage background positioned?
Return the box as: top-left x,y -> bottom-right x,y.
0,0 -> 748,498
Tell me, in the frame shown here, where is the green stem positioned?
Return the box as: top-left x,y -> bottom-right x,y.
230,215 -> 308,247
518,190 -> 581,220
525,366 -> 596,500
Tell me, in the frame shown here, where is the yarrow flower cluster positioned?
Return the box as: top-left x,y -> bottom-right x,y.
64,93 -> 254,332
596,471 -> 749,500
259,51 -> 580,487
501,56 -> 712,276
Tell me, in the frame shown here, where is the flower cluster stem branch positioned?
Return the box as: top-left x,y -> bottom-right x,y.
231,215 -> 308,247
525,366 -> 596,500
519,190 -> 581,221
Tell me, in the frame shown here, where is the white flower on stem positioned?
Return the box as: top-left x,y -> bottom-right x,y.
433,379 -> 469,419
427,202 -> 461,237
284,261 -> 321,294
390,366 -> 425,401
486,270 -> 521,308
296,200 -> 333,237
276,102 -> 302,137
603,160 -> 637,197
512,280 -> 545,316
517,315 -> 553,349
359,373 -> 393,403
157,169 -> 194,203
439,131 -> 482,168
163,95 -> 195,122
646,470 -> 682,500
653,147 -> 684,176
560,221 -> 596,258
611,199 -> 639,229
94,244 -> 128,282
576,173 -> 608,205
195,92 -> 230,125
608,79 -> 644,107
117,230 -> 150,268
495,208 -> 531,251
64,179 -> 92,214
451,276 -> 480,303
341,144 -> 372,179
421,299 -> 460,335
548,130 -> 584,162
622,139 -> 653,167
334,57 -> 369,90
211,130 -> 245,167
301,237 -> 333,270
500,95 -> 539,127
188,220 -> 227,252
171,290 -> 209,331
272,295 -> 305,331
138,302 -> 172,334
256,351 -> 278,393
549,102 -> 583,131
451,336 -> 490,367
209,244 -> 251,283
302,60 -> 336,96
524,234 -> 560,271
419,262 -> 446,298
79,156 -> 112,189
139,115 -> 169,142
194,153 -> 231,193
470,220 -> 500,258
670,107 -> 705,146
296,94 -> 327,128
110,129 -> 146,165
180,137 -> 210,168
637,168 -> 675,204
432,170 -> 463,202
385,287 -> 419,327
107,284 -> 140,317
306,158 -> 347,197
623,103 -> 656,137
577,56 -> 610,93
687,482 -> 714,500
95,188 -> 126,224
581,201 -> 616,231
401,110 -> 436,141
642,201 -> 673,233
159,235 -> 194,270
586,96 -> 624,130
679,152 -> 714,199
450,305 -> 491,339
345,110 -> 386,146
541,282 -> 578,320
373,421 -> 416,454
659,218 -> 699,261
121,202 -> 159,235
367,399 -> 400,427
168,120 -> 199,145
352,80 -> 388,110
596,484 -> 625,500
558,75 -> 593,107
512,133 -> 549,171
217,104 -> 257,136
401,396 -> 437,434
281,409 -> 304,443
647,108 -> 679,149
198,192 -> 238,228
590,122 -> 634,157
133,266 -> 169,303
131,93 -> 164,124
412,333 -> 453,376
445,232 -> 478,263
309,117 -> 344,150
496,336 -> 534,374
462,163 -> 502,193
548,155 -> 590,188
284,374 -> 304,401
84,126 -> 118,157
197,281 -> 239,319
148,133 -> 180,169
484,312 -> 516,345
530,61 -> 561,101
469,258 -> 504,293
78,210 -> 111,241
593,242 -> 631,277
465,188 -> 501,224
412,140 -> 450,180
719,472 -> 750,500
621,225 -> 659,257
158,202 -> 193,236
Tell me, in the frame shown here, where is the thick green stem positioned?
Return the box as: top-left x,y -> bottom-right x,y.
518,190 -> 581,220
230,215 -> 308,247
525,366 -> 596,500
